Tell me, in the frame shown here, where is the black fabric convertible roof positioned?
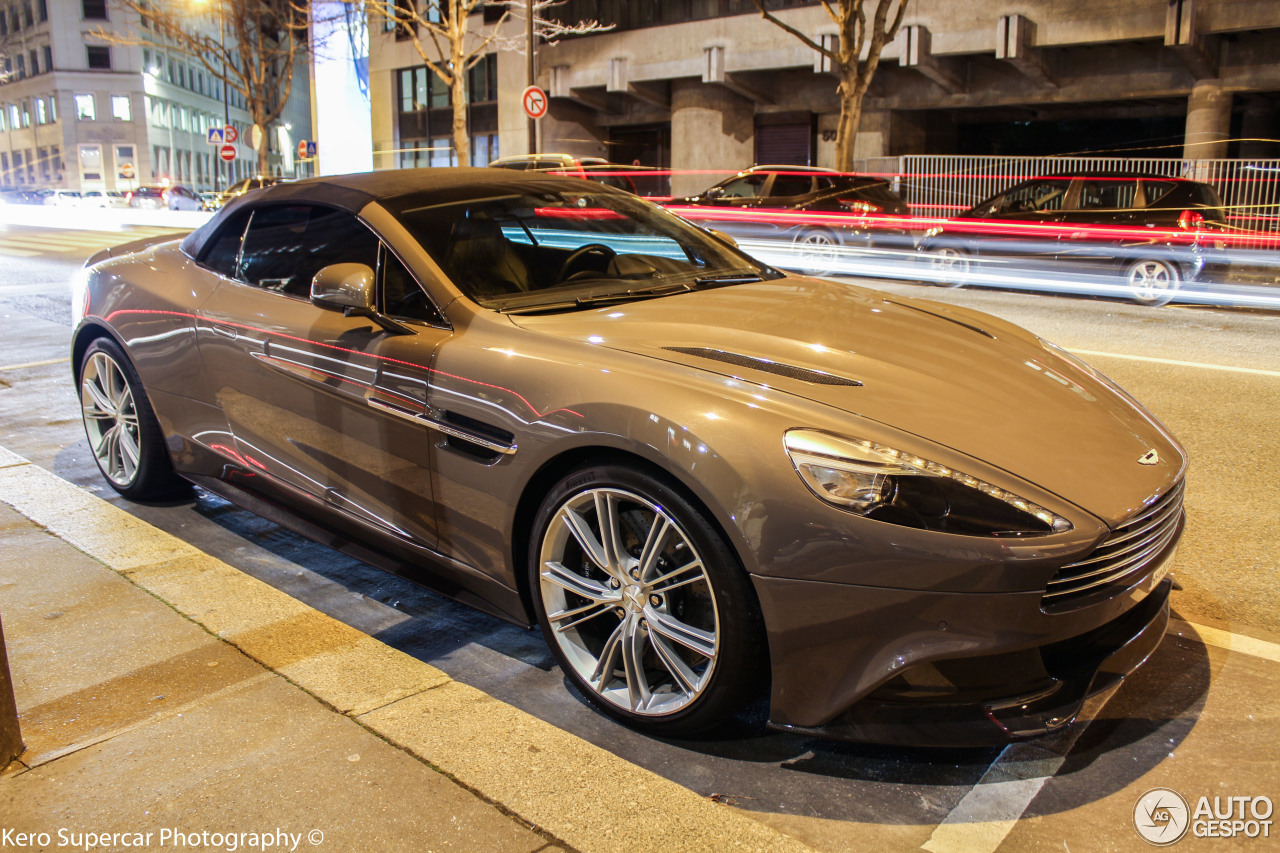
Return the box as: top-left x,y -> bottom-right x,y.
180,167 -> 596,258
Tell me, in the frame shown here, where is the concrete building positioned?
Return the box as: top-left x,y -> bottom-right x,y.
367,0 -> 1280,197
0,0 -> 311,192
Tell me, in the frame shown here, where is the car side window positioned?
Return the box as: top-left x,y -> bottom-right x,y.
237,205 -> 379,298
718,175 -> 767,198
1077,181 -> 1135,210
994,180 -> 1070,214
199,210 -> 252,279
381,245 -> 446,326
770,175 -> 813,197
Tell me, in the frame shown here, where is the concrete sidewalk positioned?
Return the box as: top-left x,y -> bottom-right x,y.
0,448 -> 812,853
0,505 -> 563,853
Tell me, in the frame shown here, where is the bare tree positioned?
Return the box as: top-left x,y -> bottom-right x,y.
93,0 -> 308,176
367,0 -> 608,166
751,0 -> 908,171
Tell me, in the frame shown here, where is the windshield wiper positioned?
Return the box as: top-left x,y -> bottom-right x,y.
694,272 -> 763,286
497,281 -> 694,314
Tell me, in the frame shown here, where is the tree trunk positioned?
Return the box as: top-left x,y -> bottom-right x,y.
256,126 -> 270,176
834,73 -> 865,172
451,74 -> 470,166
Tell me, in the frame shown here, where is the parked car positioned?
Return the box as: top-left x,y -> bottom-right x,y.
73,168 -> 1185,746
207,176 -> 290,210
81,190 -> 129,208
43,189 -> 84,207
668,165 -> 913,274
916,173 -> 1231,306
0,188 -> 38,205
127,185 -> 203,211
489,153 -> 642,194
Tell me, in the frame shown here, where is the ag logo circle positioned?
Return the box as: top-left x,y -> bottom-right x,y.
1134,787 -> 1190,845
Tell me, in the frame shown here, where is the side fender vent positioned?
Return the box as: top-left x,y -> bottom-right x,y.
663,347 -> 862,386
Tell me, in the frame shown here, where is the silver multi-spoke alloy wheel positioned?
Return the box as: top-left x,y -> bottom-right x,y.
928,246 -> 970,287
793,229 -> 840,274
1126,258 -> 1180,306
538,487 -> 720,717
81,350 -> 142,488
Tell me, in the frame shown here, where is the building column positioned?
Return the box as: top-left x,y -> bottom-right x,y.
1183,80 -> 1230,159
669,80 -> 753,198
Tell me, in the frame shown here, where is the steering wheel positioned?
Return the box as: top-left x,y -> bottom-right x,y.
556,243 -> 617,282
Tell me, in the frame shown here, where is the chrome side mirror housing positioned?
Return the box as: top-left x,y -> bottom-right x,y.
707,229 -> 738,247
311,263 -> 375,313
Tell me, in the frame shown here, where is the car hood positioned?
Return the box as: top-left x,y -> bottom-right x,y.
510,277 -> 1183,526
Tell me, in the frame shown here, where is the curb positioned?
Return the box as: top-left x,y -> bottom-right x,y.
0,446 -> 814,853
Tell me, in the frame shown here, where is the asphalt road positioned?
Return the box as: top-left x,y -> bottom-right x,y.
2,222 -> 1278,852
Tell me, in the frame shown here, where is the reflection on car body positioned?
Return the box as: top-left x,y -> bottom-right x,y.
72,167 -> 1186,746
917,173 -> 1233,305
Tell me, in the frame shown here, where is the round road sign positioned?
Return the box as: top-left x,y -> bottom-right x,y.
224,125 -> 238,144
220,144 -> 236,162
521,85 -> 548,120
119,163 -> 134,179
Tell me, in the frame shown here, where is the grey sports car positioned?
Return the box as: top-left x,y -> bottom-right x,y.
72,168 -> 1186,745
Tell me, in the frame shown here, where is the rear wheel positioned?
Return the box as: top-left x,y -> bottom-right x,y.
529,463 -> 765,736
1126,258 -> 1181,306
791,228 -> 841,276
79,337 -> 187,500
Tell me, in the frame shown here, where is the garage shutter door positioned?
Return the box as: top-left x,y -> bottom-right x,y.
755,122 -> 812,166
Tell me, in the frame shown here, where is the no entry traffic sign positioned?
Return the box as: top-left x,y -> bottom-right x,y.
219,144 -> 236,162
522,85 -> 548,120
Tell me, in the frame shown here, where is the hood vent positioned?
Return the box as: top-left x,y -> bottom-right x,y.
663,347 -> 863,387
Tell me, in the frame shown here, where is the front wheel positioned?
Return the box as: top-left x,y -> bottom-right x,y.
1126,258 -> 1181,306
529,463 -> 765,736
79,337 -> 188,500
922,246 -> 970,288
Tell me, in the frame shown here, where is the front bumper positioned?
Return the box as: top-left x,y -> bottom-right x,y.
753,548 -> 1176,745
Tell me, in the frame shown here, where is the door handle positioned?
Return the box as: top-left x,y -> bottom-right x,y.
210,323 -> 237,340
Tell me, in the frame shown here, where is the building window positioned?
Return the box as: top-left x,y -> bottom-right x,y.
467,54 -> 497,103
74,93 -> 95,120
115,144 -> 134,180
42,45 -> 51,72
0,13 -> 7,36
29,48 -> 37,75
79,143 -> 103,181
12,151 -> 24,184
21,1 -> 32,27
37,0 -> 46,22
7,105 -> 18,129
37,146 -> 49,180
35,97 -> 46,124
20,101 -> 29,127
471,132 -> 498,167
81,0 -> 107,19
111,94 -> 130,121
87,45 -> 111,69
15,54 -> 25,79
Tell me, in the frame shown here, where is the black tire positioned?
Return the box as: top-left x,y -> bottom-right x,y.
528,462 -> 766,737
1125,258 -> 1181,306
78,337 -> 188,500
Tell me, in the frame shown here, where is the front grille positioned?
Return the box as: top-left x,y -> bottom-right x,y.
663,347 -> 863,386
1044,479 -> 1184,610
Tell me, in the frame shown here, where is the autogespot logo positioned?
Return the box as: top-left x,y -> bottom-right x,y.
1135,787 -> 1191,846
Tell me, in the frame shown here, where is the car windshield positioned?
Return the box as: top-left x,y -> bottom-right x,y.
390,184 -> 781,312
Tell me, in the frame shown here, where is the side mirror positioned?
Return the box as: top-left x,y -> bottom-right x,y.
311,263 -> 375,313
704,186 -> 725,200
707,229 -> 738,247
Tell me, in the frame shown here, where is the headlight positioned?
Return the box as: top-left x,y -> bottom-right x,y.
784,430 -> 1072,536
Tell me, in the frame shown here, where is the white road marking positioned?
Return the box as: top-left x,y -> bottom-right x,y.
1174,619 -> 1280,664
1070,348 -> 1280,378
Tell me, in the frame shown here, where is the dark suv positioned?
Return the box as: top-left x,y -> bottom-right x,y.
916,173 -> 1230,305
668,165 -> 912,274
